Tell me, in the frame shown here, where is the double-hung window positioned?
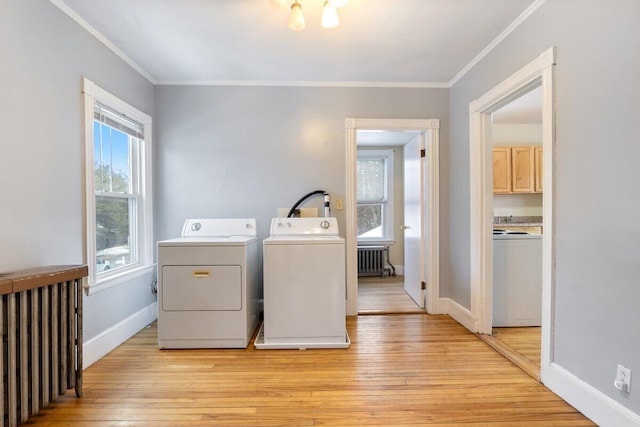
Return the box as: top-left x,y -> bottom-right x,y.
82,78 -> 153,292
357,149 -> 394,242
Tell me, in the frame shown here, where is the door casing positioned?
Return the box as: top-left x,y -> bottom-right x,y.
345,118 -> 440,316
468,47 -> 555,374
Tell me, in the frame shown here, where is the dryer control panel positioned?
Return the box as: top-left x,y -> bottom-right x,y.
182,218 -> 256,238
270,217 -> 339,236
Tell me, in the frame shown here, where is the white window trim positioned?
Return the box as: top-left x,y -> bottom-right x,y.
82,78 -> 153,295
356,149 -> 394,243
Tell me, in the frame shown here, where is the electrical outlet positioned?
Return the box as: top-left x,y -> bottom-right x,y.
614,364 -> 632,394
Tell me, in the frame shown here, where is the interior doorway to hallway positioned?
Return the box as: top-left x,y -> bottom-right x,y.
344,118 -> 440,317
355,129 -> 423,314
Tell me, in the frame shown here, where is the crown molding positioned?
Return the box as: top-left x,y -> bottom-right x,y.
448,0 -> 548,87
49,0 -> 157,84
154,80 -> 450,88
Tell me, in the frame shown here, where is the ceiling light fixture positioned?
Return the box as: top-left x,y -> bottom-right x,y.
321,1 -> 339,29
271,0 -> 348,31
288,1 -> 306,31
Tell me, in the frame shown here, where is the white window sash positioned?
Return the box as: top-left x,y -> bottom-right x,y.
356,149 -> 394,242
82,78 -> 153,293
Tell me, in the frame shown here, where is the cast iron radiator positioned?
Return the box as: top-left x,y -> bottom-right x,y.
0,265 -> 87,427
357,246 -> 395,277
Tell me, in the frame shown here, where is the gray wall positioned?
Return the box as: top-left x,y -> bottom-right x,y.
448,0 -> 640,413
0,0 -> 156,342
6,0 -> 636,417
154,86 -> 448,286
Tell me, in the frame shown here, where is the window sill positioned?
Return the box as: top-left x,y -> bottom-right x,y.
357,240 -> 396,246
85,264 -> 155,296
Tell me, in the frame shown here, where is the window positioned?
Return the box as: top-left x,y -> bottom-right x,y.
357,149 -> 394,242
83,78 -> 153,292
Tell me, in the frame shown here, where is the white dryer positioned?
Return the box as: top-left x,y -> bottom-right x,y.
157,219 -> 261,349
255,217 -> 349,349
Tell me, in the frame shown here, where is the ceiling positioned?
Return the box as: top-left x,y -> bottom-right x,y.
55,0 -> 537,86
492,85 -> 543,124
357,130 -> 421,147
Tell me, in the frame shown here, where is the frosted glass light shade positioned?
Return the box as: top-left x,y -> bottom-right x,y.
321,1 -> 339,28
288,2 -> 306,31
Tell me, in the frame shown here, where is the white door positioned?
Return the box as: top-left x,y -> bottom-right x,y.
403,134 -> 425,308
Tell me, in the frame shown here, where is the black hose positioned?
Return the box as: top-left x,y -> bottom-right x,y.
287,190 -> 328,218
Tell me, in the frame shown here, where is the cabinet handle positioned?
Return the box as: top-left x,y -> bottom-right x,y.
192,270 -> 210,278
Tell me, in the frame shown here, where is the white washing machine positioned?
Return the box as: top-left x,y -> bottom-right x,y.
255,217 -> 349,349
493,232 -> 542,327
157,218 -> 261,349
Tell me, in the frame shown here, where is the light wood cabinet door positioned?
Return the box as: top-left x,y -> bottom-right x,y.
511,147 -> 535,193
534,147 -> 543,193
492,148 -> 511,193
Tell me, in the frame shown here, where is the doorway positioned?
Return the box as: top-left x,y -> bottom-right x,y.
356,132 -> 423,314
484,85 -> 544,378
345,118 -> 440,317
468,47 -> 555,381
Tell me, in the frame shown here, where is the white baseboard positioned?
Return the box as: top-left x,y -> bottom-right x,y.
83,302 -> 158,368
394,265 -> 404,276
439,296 -> 640,426
542,363 -> 640,427
439,298 -> 477,332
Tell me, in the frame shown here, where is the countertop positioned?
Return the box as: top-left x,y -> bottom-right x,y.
493,216 -> 542,227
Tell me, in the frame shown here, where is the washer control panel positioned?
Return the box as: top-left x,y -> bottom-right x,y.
270,217 -> 339,236
182,218 -> 256,238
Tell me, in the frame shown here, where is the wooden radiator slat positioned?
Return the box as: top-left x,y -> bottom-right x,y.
67,280 -> 75,390
60,281 -> 68,396
0,265 -> 87,425
31,289 -> 40,414
8,294 -> 17,427
51,283 -> 59,400
19,292 -> 29,423
42,286 -> 50,407
75,277 -> 83,397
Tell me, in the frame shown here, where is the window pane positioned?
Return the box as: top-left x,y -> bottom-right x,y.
95,196 -> 132,272
357,159 -> 386,203
94,121 -> 131,194
357,204 -> 383,238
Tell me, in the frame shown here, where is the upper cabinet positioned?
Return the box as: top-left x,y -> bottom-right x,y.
492,147 -> 511,194
493,146 -> 542,194
511,147 -> 535,193
534,146 -> 543,193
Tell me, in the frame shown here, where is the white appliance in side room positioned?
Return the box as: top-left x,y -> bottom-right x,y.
255,217 -> 349,349
157,218 -> 261,349
492,231 -> 542,327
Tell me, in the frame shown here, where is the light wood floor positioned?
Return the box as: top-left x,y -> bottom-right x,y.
34,315 -> 594,426
358,275 -> 423,314
479,327 -> 542,381
493,327 -> 542,366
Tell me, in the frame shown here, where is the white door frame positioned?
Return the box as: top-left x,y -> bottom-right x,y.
345,118 -> 440,316
468,48 -> 555,369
